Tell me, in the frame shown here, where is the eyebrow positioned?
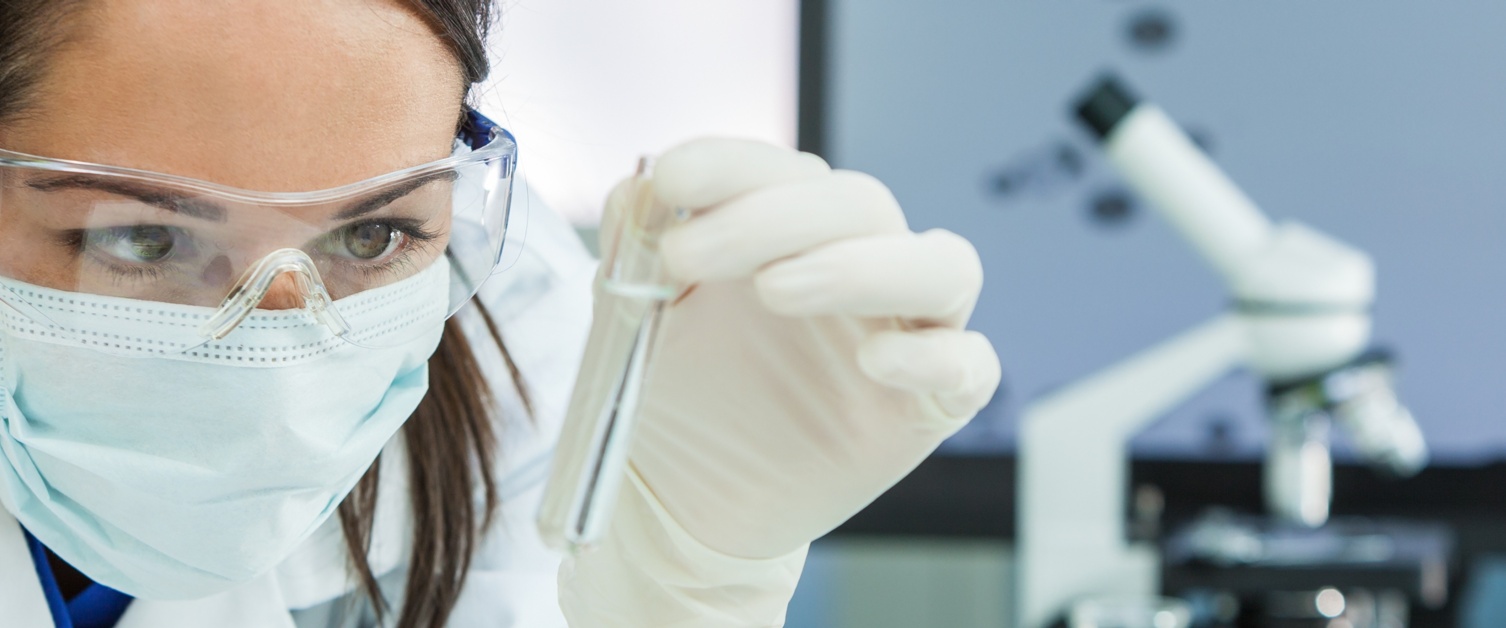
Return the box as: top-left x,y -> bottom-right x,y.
331,171 -> 459,220
26,169 -> 460,223
28,175 -> 228,221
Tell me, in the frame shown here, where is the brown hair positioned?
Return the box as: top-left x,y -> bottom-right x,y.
0,1 -> 515,626
339,310 -> 525,628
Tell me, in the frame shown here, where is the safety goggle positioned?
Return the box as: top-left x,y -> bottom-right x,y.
0,109 -> 518,354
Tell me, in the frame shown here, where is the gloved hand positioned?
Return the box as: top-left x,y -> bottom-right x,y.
560,138 -> 1001,626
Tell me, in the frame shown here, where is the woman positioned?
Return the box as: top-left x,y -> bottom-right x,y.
0,0 -> 1001,626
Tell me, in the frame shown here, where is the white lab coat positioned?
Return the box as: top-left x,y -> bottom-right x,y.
0,185 -> 598,627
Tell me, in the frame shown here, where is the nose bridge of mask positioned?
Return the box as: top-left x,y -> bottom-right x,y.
199,248 -> 351,341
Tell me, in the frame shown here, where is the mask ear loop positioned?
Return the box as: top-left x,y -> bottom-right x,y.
199,249 -> 351,341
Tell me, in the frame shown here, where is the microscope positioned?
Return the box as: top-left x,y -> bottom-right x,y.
1016,76 -> 1438,628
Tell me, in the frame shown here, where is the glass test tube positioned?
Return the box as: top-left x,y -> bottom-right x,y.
537,157 -> 680,552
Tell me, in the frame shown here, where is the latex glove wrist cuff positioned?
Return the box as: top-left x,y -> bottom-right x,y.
559,467 -> 808,627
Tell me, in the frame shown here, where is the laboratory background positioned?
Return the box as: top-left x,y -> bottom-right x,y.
489,1 -> 1506,627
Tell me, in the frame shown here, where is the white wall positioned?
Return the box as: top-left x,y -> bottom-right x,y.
477,0 -> 799,225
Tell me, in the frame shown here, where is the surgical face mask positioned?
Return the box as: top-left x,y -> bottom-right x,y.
0,256 -> 450,600
0,109 -> 519,598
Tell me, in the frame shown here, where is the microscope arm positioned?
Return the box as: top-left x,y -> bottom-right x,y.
1103,105 -> 1275,280
1078,77 -> 1374,317
1018,314 -> 1249,628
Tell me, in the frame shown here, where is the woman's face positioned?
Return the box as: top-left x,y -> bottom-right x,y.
0,0 -> 466,305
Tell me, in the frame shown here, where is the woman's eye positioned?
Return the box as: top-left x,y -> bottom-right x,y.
87,226 -> 177,263
336,223 -> 404,260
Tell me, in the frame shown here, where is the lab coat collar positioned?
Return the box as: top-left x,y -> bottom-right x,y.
117,576 -> 298,628
0,510 -> 52,627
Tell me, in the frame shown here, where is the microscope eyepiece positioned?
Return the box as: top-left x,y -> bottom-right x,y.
1074,74 -> 1141,141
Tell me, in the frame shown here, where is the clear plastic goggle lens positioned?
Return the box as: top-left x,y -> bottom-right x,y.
0,111 -> 518,355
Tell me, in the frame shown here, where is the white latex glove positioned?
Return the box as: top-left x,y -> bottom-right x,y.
560,139 -> 1001,626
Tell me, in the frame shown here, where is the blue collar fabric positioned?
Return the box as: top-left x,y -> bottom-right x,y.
22,529 -> 134,628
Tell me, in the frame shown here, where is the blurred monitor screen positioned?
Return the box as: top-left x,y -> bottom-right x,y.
809,1 -> 1506,463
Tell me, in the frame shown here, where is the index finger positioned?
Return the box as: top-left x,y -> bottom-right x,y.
652,138 -> 831,210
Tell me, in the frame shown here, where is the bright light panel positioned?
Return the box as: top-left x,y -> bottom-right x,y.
477,1 -> 800,225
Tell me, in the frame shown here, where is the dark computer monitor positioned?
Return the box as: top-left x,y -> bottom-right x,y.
802,0 -> 1506,465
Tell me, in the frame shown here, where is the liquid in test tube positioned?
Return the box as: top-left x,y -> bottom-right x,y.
538,157 -> 681,552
